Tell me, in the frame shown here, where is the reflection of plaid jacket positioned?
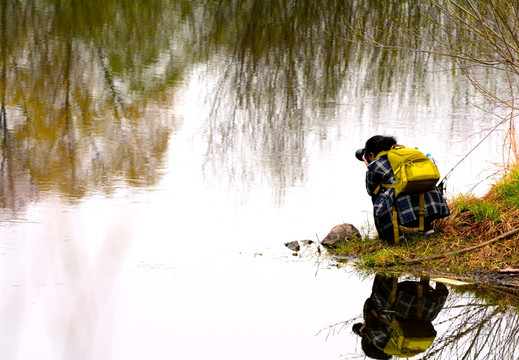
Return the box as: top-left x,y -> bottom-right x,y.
363,275 -> 449,350
366,156 -> 450,242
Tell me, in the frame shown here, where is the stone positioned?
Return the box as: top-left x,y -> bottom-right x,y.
284,241 -> 301,252
320,223 -> 360,248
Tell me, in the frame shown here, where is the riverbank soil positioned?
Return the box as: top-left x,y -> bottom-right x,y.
330,166 -> 519,287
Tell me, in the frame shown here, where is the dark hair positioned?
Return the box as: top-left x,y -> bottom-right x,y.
365,135 -> 397,158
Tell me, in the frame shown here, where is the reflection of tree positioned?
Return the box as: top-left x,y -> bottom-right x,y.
200,0 -> 475,203
0,0 -> 187,207
0,1 -> 38,213
204,1 -> 355,202
426,291 -> 519,360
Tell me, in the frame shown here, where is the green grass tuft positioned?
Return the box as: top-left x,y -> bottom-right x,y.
494,168 -> 519,208
454,195 -> 501,224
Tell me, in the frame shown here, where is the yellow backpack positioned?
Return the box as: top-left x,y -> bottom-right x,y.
376,144 -> 440,198
375,145 -> 440,244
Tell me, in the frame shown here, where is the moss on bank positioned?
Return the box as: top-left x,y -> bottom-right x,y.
329,166 -> 519,282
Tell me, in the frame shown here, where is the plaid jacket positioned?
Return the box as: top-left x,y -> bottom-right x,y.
363,275 -> 449,349
366,155 -> 450,242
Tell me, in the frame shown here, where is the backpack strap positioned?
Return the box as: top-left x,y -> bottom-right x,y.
390,277 -> 398,304
419,193 -> 425,231
374,149 -> 397,194
392,205 -> 400,245
417,284 -> 424,319
393,193 -> 425,244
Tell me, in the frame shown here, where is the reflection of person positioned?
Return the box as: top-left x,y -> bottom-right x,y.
352,274 -> 449,359
362,135 -> 450,244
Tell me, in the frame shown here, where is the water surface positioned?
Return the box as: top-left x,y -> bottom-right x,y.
0,1 -> 517,359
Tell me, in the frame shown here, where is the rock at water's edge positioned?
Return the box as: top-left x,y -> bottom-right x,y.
321,223 -> 360,248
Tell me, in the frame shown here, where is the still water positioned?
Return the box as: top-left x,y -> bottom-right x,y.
1,1 -> 518,359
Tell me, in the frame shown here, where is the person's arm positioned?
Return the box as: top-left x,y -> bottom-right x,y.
365,160 -> 384,196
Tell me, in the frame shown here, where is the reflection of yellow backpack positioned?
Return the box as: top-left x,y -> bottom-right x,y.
381,318 -> 437,358
375,145 -> 441,244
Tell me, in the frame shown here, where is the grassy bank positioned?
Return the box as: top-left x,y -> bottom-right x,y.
329,166 -> 519,283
